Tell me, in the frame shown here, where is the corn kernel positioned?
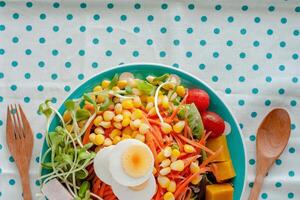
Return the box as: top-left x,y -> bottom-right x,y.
113,122 -> 122,129
101,80 -> 110,88
162,96 -> 169,109
145,102 -> 154,111
109,129 -> 121,139
122,134 -> 132,140
161,123 -> 172,134
112,136 -> 121,144
115,103 -> 123,114
167,181 -> 176,193
112,86 -> 120,91
94,127 -> 104,135
157,176 -> 170,189
93,115 -> 103,126
191,174 -> 202,185
131,109 -> 143,120
163,147 -> 172,157
94,134 -> 105,145
133,119 -> 142,128
171,149 -> 181,160
122,126 -> 133,136
103,111 -> 115,121
63,111 -> 72,122
117,80 -> 128,89
122,110 -> 131,118
122,117 -> 131,127
66,124 -> 73,133
89,133 -> 96,142
147,96 -> 155,103
114,114 -> 123,122
93,85 -> 103,92
133,96 -> 142,108
173,121 -> 185,133
78,120 -> 87,128
139,123 -> 150,134
96,95 -> 105,104
176,86 -> 186,97
131,130 -> 139,138
99,121 -> 111,129
160,159 -> 171,168
184,144 -> 196,153
163,192 -> 175,200
190,161 -> 200,174
157,151 -> 166,163
170,160 -> 184,171
103,138 -> 112,147
122,99 -> 134,109
140,95 -> 148,103
135,134 -> 145,142
132,88 -> 141,96
160,167 -> 171,176
148,107 -> 157,116
153,167 -> 157,175
158,94 -> 163,105
163,82 -> 175,90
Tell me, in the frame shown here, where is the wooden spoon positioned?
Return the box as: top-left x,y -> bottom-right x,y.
249,108 -> 291,200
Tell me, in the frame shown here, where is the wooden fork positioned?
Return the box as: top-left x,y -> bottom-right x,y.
6,104 -> 33,200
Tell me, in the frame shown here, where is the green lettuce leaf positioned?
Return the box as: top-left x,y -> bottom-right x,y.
137,80 -> 156,95
186,103 -> 204,139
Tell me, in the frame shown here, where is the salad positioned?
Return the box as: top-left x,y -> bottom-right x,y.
39,72 -> 236,200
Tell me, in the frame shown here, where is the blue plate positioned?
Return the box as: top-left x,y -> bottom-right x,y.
41,63 -> 247,199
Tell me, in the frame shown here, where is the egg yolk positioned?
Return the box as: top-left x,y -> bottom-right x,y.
122,145 -> 152,178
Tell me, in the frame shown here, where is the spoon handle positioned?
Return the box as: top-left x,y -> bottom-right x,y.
248,173 -> 264,200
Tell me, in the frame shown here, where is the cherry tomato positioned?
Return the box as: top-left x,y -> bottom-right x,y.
186,88 -> 210,112
201,111 -> 225,138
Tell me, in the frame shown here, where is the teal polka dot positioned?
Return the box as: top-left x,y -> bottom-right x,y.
188,4 -> 195,10
198,64 -> 205,70
227,16 -> 234,23
239,52 -> 246,59
250,135 -> 256,141
92,62 -> 98,68
267,29 -> 273,35
225,64 -> 232,71
66,37 -> 72,44
132,51 -> 139,57
249,182 -> 253,188
0,96 -> 3,102
289,147 -> 295,153
52,25 -> 59,32
211,76 -> 218,82
0,72 -> 3,79
186,27 -> 193,34
105,50 -> 112,57
35,180 -> 41,186
0,144 -> 2,149
12,37 -> 19,43
254,17 -> 261,23
160,51 -> 166,57
213,28 -> 220,34
289,171 -> 295,177
174,15 -> 181,22
261,193 -> 268,199
225,88 -> 231,94
106,26 -> 113,33
9,179 -> 15,185
161,3 -> 168,10
278,88 -> 285,95
265,76 -> 272,82
290,100 -> 297,107
12,13 -> 19,19
226,40 -> 233,46
79,26 -> 86,32
79,49 -> 85,56
133,26 -> 140,33
24,73 -> 31,79
288,193 -> 294,198
239,76 -> 246,82
51,97 -> 56,104
134,3 -> 141,9
0,120 -> 2,126
107,3 -> 114,9
213,52 -> 219,58
249,159 -> 255,165
292,53 -> 298,60
0,48 -> 4,55
293,30 -> 299,36
0,24 -> 5,31
147,15 -> 154,22
118,38 -> 126,45
296,6 -> 300,12
120,15 -> 127,21
39,13 -> 46,20
253,41 -> 260,47
215,4 -> 222,11
25,49 -> 32,55
172,63 -> 179,68
9,156 -> 14,162
78,73 -> 84,80
266,53 -> 272,59
36,133 -> 43,139
201,16 -> 207,22
53,2 -> 60,8
160,27 -> 167,33
39,37 -> 45,44
279,65 -> 285,71
173,39 -> 180,46
268,5 -> 275,12
11,61 -> 18,67
0,1 -> 6,7
281,17 -> 287,24
186,51 -> 192,58
280,41 -> 286,47
291,124 -> 296,130
239,123 -> 244,129
37,85 -> 44,91
38,61 -> 45,68
265,100 -> 271,106
24,97 -> 30,103
51,73 -> 57,80
64,85 -> 71,92
80,2 -> 87,8
36,156 -> 39,163
241,5 -> 249,11
93,14 -> 100,21
240,28 -> 247,35
52,49 -> 59,56
200,40 -> 206,46
66,14 -> 73,20
292,77 -> 298,83
10,85 -> 17,91
251,112 -> 257,118
275,182 -> 282,188
275,159 -> 282,165
65,61 -> 71,68
91,38 -> 99,45
238,100 -> 245,106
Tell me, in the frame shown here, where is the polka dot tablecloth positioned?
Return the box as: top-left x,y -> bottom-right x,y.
0,0 -> 299,199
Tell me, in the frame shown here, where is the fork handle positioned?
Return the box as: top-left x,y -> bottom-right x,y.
20,170 -> 32,200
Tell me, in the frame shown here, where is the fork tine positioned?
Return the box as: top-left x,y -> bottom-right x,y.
6,105 -> 15,140
11,104 -> 21,139
18,104 -> 32,137
15,104 -> 25,138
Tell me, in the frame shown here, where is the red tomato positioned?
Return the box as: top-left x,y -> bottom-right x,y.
186,88 -> 210,112
202,111 -> 225,138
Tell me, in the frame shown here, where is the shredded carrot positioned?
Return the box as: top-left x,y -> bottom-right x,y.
153,126 -> 163,142
83,103 -> 95,114
200,146 -> 223,168
173,134 -> 184,152
82,121 -> 94,145
146,133 -> 159,169
183,155 -> 201,168
154,185 -> 162,200
174,170 -> 201,198
92,178 -> 101,194
187,126 -> 193,140
183,121 -> 188,138
148,118 -> 161,126
104,127 -> 114,138
105,195 -> 116,200
200,131 -> 211,145
99,183 -> 106,197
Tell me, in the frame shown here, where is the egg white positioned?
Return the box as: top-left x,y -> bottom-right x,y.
109,139 -> 154,187
93,145 -> 115,185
